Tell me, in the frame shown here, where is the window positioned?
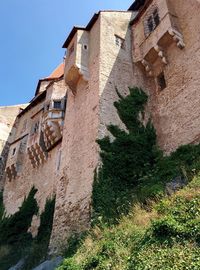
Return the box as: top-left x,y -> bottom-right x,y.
12,148 -> 16,156
46,103 -> 50,111
157,72 -> 166,90
147,17 -> 154,33
115,35 -> 125,49
32,122 -> 39,134
153,9 -> 160,27
146,8 -> 160,34
83,44 -> 88,50
53,101 -> 62,109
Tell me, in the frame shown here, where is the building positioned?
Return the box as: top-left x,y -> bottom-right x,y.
1,0 -> 200,251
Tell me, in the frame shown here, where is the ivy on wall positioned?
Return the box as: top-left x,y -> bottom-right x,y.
92,87 -> 200,224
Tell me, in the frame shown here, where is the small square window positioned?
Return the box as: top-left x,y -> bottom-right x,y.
83,44 -> 88,50
157,72 -> 167,90
53,101 -> 62,109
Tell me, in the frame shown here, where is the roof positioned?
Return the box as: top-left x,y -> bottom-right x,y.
48,62 -> 64,79
35,63 -> 64,96
128,0 -> 146,11
62,12 -> 99,48
18,90 -> 46,118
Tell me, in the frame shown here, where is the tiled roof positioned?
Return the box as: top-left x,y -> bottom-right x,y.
48,62 -> 64,79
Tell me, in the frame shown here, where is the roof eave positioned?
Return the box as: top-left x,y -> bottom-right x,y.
62,12 -> 100,49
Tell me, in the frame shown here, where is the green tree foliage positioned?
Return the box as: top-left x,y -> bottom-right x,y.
0,186 -> 38,245
0,188 -> 56,270
24,196 -> 56,270
0,191 -> 5,220
93,87 -> 200,224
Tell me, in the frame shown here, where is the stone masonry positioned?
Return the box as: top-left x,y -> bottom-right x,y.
0,0 -> 200,252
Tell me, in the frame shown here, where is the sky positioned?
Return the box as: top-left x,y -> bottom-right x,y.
0,0 -> 133,106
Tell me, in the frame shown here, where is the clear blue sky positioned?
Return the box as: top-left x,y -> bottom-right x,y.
0,0 -> 133,106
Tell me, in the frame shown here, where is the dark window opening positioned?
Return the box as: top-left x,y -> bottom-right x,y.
32,122 -> 39,134
83,44 -> 88,50
157,72 -> 167,90
53,101 -> 62,109
115,35 -> 125,50
147,17 -> 154,33
153,9 -> 160,27
46,104 -> 50,111
146,8 -> 160,34
12,148 -> 16,156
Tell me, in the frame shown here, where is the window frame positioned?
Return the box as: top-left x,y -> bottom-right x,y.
53,100 -> 62,110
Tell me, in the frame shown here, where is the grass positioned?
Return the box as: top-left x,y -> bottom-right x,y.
57,176 -> 200,270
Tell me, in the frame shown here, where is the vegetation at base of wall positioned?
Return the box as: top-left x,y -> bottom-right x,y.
0,186 -> 38,246
0,187 -> 56,270
0,191 -> 4,220
92,87 -> 200,224
57,87 -> 200,270
23,196 -> 56,270
57,169 -> 200,270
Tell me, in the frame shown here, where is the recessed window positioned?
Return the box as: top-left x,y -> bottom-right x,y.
146,8 -> 160,34
115,35 -> 125,49
32,121 -> 39,134
83,44 -> 88,50
157,72 -> 167,90
53,101 -> 62,109
12,148 -> 16,156
153,9 -> 160,27
46,103 -> 50,111
147,17 -> 154,33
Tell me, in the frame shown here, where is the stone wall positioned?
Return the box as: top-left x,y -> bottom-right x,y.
3,79 -> 67,238
50,15 -> 101,252
0,105 -> 27,190
131,0 -> 200,153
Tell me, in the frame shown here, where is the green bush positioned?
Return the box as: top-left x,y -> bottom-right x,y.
23,196 -> 56,270
0,186 -> 38,245
0,192 -> 5,220
0,188 -> 56,270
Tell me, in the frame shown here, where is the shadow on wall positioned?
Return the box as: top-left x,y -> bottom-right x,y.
98,11 -> 156,141
0,106 -> 25,191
